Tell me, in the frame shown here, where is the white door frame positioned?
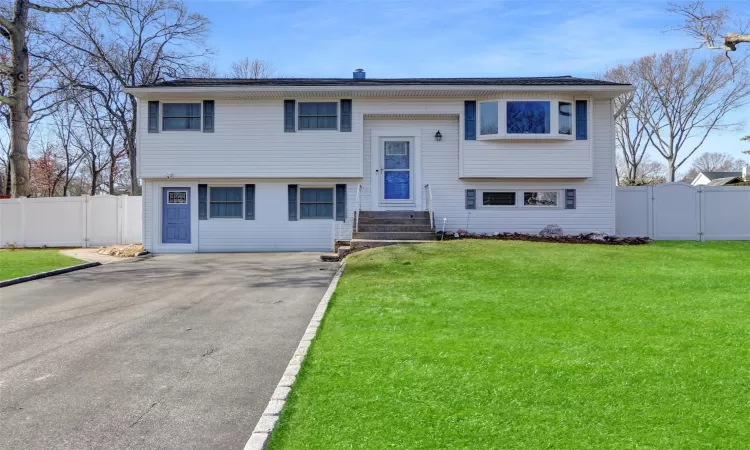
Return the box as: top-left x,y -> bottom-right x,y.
370,130 -> 422,211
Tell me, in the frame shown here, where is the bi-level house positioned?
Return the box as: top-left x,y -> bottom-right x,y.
125,72 -> 632,253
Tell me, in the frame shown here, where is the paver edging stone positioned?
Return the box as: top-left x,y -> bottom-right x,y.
0,262 -> 102,288
242,260 -> 346,450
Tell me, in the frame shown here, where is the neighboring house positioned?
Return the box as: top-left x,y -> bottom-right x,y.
124,73 -> 632,253
691,171 -> 743,186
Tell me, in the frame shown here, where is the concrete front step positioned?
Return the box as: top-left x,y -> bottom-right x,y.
350,239 -> 434,251
358,220 -> 432,227
358,211 -> 430,220
357,224 -> 434,233
353,231 -> 436,241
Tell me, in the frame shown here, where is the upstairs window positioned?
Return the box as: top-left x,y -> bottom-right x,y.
558,102 -> 572,135
299,102 -> 337,130
507,101 -> 550,134
479,101 -> 499,135
162,103 -> 201,131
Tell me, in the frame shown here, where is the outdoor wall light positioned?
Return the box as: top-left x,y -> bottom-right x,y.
435,130 -> 442,141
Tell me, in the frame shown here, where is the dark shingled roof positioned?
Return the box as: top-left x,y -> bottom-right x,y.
136,76 -> 629,88
699,171 -> 742,181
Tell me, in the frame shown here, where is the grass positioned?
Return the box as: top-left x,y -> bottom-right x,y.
0,249 -> 85,281
268,241 -> 750,449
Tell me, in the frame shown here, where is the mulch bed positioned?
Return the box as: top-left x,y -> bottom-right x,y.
436,232 -> 652,245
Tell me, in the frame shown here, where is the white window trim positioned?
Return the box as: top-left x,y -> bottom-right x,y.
297,100 -> 339,131
166,190 -> 189,205
522,190 -> 561,208
208,186 -> 244,219
298,186 -> 336,220
161,102 -> 202,132
476,98 -> 576,141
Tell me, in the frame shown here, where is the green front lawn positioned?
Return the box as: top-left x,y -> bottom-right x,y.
269,241 -> 750,449
0,249 -> 85,281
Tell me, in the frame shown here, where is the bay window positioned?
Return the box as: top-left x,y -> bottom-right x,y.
475,98 -> 585,139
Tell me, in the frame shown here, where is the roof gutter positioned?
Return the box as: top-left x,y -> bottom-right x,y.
124,84 -> 634,97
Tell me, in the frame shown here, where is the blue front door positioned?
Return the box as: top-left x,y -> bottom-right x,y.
382,141 -> 411,201
162,188 -> 191,244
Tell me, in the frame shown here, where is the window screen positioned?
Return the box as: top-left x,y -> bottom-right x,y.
483,192 -> 516,206
162,103 -> 201,130
298,102 -> 337,130
210,187 -> 243,218
300,188 -> 334,218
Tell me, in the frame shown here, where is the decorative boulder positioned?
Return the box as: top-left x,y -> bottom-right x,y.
539,224 -> 564,237
584,232 -> 608,242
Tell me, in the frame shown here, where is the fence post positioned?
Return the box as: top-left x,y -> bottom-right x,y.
19,197 -> 26,248
698,186 -> 704,242
647,185 -> 654,239
118,195 -> 124,245
81,195 -> 88,248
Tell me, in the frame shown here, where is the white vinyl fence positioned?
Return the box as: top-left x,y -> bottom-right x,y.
0,195 -> 142,248
616,183 -> 750,241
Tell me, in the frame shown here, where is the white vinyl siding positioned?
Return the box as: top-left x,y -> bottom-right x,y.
141,179 -> 356,253
138,99 -> 362,179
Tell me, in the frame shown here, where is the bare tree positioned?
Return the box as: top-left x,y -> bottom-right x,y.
621,50 -> 750,181
670,1 -> 750,53
604,66 -> 657,185
616,153 -> 667,185
690,151 -> 748,172
0,127 -> 9,195
0,0 -> 114,197
743,135 -> 750,155
228,57 -> 276,79
70,96 -> 116,195
50,99 -> 84,195
54,0 -> 211,195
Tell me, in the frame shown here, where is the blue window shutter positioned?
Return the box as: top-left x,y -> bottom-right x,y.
335,184 -> 346,221
575,100 -> 587,140
203,100 -> 214,132
340,99 -> 352,132
464,101 -> 476,140
465,189 -> 476,209
284,100 -> 295,132
565,189 -> 576,209
198,184 -> 207,220
245,184 -> 255,220
288,184 -> 298,221
148,101 -> 159,133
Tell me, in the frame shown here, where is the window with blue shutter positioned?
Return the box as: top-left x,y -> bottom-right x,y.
245,184 -> 255,220
575,100 -> 588,140
565,189 -> 577,209
288,184 -> 298,220
335,184 -> 346,221
198,184 -> 207,220
464,101 -> 476,140
148,101 -> 159,133
465,189 -> 476,209
203,100 -> 214,133
340,99 -> 352,132
284,100 -> 295,132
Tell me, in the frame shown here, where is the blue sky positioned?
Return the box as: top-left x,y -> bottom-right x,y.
189,0 -> 750,170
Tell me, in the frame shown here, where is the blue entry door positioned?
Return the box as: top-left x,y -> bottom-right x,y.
162,188 -> 191,244
382,141 -> 411,201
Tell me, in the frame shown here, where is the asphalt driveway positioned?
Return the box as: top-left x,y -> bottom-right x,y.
0,253 -> 338,450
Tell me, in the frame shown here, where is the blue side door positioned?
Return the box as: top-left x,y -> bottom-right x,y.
162,188 -> 191,244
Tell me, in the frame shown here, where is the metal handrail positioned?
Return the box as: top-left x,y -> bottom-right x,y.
355,184 -> 362,233
424,184 -> 434,230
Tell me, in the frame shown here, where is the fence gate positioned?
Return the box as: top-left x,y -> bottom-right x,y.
616,183 -> 750,241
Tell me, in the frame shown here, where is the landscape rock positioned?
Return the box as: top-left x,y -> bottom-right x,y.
436,231 -> 651,246
539,224 -> 565,238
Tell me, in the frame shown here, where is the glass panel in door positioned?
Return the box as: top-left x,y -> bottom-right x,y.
383,141 -> 410,200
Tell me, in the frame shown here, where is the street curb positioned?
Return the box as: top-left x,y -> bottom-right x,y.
0,262 -> 102,288
243,260 -> 346,450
